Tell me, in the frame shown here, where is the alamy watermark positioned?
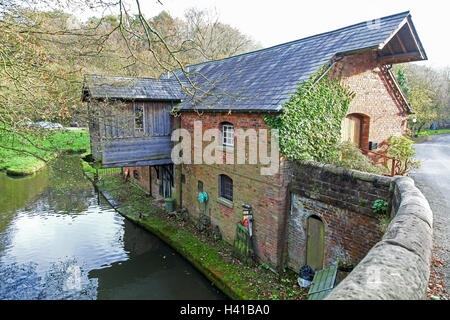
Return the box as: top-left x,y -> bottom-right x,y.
171,121 -> 280,175
64,264 -> 82,291
366,18 -> 381,30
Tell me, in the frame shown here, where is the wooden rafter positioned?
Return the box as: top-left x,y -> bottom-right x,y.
396,34 -> 407,54
379,51 -> 422,63
387,43 -> 395,55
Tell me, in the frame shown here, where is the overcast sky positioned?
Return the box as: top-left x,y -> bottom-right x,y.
133,0 -> 449,69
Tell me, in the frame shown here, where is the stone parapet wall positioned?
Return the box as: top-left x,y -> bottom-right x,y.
290,161 -> 392,216
326,176 -> 433,300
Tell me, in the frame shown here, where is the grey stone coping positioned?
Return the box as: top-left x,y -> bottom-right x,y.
325,176 -> 433,300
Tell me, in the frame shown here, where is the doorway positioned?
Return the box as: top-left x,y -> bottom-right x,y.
342,113 -> 370,149
158,165 -> 173,199
343,114 -> 361,147
306,215 -> 325,271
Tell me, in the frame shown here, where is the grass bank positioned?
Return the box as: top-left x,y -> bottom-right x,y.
418,129 -> 450,137
0,129 -> 89,176
87,172 -> 308,300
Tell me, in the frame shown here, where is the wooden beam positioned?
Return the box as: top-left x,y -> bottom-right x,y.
102,158 -> 173,168
387,43 -> 395,55
396,34 -> 407,54
379,51 -> 421,60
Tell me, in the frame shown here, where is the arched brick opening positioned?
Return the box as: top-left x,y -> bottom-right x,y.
306,215 -> 325,271
342,113 -> 370,150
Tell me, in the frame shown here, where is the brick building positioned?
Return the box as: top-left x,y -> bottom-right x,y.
84,11 -> 427,271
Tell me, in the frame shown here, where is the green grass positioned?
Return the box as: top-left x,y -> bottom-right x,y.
418,129 -> 450,137
97,174 -> 309,300
0,129 -> 90,175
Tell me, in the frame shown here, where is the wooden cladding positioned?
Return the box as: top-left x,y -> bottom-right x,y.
95,101 -> 173,139
88,100 -> 174,167
144,101 -> 173,136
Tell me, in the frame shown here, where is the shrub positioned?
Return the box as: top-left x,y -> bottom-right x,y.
332,141 -> 388,175
372,199 -> 388,214
386,136 -> 421,175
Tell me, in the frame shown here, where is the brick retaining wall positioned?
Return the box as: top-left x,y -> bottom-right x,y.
287,161 -> 392,271
325,176 -> 433,300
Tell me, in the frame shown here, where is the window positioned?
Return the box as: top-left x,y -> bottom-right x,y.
219,174 -> 233,201
198,180 -> 203,193
221,122 -> 234,147
134,103 -> 144,132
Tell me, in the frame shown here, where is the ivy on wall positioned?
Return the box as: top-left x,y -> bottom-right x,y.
263,67 -> 354,163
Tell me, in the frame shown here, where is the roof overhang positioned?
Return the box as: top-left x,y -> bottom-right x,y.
377,14 -> 427,64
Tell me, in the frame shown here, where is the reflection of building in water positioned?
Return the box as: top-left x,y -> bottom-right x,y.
122,220 -> 162,257
88,219 -> 225,300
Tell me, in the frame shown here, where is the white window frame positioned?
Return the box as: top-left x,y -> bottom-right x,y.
222,123 -> 234,147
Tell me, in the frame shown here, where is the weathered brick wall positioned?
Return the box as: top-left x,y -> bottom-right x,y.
126,166 -> 151,194
287,161 -> 392,271
180,112 -> 290,268
331,51 -> 409,151
126,166 -> 163,200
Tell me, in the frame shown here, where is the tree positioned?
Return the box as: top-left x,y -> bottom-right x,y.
182,8 -> 261,63
394,64 -> 450,136
0,0 -> 260,161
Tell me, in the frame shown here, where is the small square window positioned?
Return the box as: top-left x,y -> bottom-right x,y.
219,174 -> 233,202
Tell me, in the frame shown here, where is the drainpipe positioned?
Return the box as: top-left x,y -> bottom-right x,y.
178,111 -> 183,209
313,54 -> 345,86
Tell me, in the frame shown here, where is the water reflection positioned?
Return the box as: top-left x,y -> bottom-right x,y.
0,170 -> 49,233
0,156 -> 225,300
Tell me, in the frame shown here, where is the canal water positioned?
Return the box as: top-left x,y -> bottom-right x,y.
0,156 -> 225,300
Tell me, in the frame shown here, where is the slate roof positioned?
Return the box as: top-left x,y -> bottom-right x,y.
84,11 -> 417,112
174,11 -> 413,112
83,74 -> 185,101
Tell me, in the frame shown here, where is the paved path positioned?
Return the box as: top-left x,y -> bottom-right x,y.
410,134 -> 450,297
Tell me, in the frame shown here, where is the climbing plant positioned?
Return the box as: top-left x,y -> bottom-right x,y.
263,67 -> 354,163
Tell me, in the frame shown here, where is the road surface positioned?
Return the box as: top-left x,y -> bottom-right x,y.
411,133 -> 450,298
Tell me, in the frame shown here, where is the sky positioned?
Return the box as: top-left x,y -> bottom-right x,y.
130,0 -> 449,69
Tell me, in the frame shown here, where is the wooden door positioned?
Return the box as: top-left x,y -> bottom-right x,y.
306,216 -> 324,271
342,115 -> 361,147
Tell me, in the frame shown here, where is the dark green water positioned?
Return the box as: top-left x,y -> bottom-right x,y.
0,156 -> 225,300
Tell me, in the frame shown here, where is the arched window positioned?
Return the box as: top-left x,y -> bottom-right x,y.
221,122 -> 234,147
219,174 -> 233,201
